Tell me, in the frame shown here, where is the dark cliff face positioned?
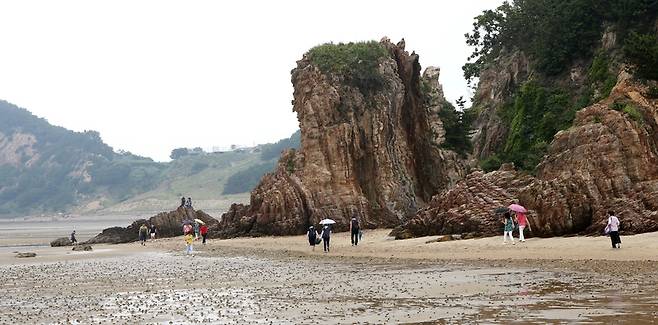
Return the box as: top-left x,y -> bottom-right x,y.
216,39 -> 465,238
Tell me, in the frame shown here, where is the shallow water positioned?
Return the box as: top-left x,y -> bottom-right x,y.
1,250 -> 656,324
0,215 -> 139,247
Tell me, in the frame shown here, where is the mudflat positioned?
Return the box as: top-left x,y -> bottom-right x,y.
1,230 -> 657,324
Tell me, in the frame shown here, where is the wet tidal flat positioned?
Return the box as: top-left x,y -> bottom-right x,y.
1,247 -> 657,324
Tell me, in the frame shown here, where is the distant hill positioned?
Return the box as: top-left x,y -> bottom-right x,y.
0,100 -> 299,217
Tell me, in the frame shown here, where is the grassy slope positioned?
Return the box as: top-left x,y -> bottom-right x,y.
80,151 -> 275,216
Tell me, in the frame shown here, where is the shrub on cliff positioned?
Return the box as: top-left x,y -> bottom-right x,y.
308,41 -> 389,94
439,101 -> 473,157
624,32 -> 658,80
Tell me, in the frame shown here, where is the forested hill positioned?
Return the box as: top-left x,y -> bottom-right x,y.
464,0 -> 658,172
0,100 -> 299,216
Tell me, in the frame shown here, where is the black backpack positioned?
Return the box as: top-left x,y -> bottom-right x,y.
351,218 -> 359,229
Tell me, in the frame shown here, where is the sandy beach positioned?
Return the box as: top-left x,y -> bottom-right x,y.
2,230 -> 658,324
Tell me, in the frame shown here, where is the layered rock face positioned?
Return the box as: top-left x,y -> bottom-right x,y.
217,39 -> 465,237
87,207 -> 218,244
395,73 -> 658,238
391,165 -> 533,239
521,73 -> 658,235
471,51 -> 530,160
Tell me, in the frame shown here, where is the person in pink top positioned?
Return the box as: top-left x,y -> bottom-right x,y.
515,212 -> 531,242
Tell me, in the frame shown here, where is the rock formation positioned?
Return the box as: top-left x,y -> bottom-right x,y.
87,207 -> 218,244
470,51 -> 530,160
520,72 -> 658,236
50,237 -> 72,247
217,38 -> 466,237
391,164 -> 533,239
395,72 -> 658,238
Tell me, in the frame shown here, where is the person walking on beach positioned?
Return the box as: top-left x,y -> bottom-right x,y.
320,225 -> 331,253
186,197 -> 192,208
350,216 -> 360,246
606,211 -> 622,249
194,221 -> 200,240
70,230 -> 77,245
515,211 -> 531,242
150,224 -> 157,240
200,223 -> 208,245
139,224 -> 149,246
184,233 -> 194,254
180,196 -> 186,208
307,226 -> 319,251
502,212 -> 515,245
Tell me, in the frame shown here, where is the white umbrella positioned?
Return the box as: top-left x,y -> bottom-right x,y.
319,219 -> 336,225
194,218 -> 205,225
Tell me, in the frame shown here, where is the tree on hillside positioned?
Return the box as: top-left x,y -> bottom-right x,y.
170,148 -> 189,160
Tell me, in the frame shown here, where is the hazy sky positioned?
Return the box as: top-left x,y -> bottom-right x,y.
0,0 -> 503,161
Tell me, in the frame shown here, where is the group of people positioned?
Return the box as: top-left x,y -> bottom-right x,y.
182,220 -> 209,254
501,210 -> 531,244
180,197 -> 193,208
138,224 -> 158,246
501,208 -> 623,249
307,216 -> 362,253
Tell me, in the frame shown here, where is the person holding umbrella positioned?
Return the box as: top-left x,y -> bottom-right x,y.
319,219 -> 335,253
509,204 -> 531,242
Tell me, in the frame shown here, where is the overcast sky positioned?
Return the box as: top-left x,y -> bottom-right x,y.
0,0 -> 504,161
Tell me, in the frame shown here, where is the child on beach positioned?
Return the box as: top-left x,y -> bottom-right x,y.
184,233 -> 194,254
502,212 -> 515,245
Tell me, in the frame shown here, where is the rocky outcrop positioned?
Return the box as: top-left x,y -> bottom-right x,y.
16,252 -> 36,258
50,237 -> 72,247
471,51 -> 530,160
520,72 -> 658,236
87,207 -> 218,244
391,165 -> 533,239
216,38 -> 466,238
395,73 -> 658,238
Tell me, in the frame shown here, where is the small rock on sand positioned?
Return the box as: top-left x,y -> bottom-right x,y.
16,252 -> 37,258
72,245 -> 93,251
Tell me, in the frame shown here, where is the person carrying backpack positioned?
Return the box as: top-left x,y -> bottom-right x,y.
320,225 -> 331,253
307,226 -> 319,251
139,224 -> 149,246
70,230 -> 77,245
350,216 -> 360,246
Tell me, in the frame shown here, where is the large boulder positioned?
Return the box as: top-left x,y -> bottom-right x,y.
216,38 -> 466,238
87,207 -> 219,244
50,237 -> 72,247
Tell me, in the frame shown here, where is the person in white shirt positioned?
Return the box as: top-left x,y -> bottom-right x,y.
606,211 -> 621,249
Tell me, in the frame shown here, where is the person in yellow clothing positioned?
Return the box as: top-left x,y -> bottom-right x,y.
184,233 -> 194,254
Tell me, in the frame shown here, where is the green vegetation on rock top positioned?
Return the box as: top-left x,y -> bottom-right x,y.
463,0 -> 658,82
466,0 -> 658,172
307,41 -> 390,94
